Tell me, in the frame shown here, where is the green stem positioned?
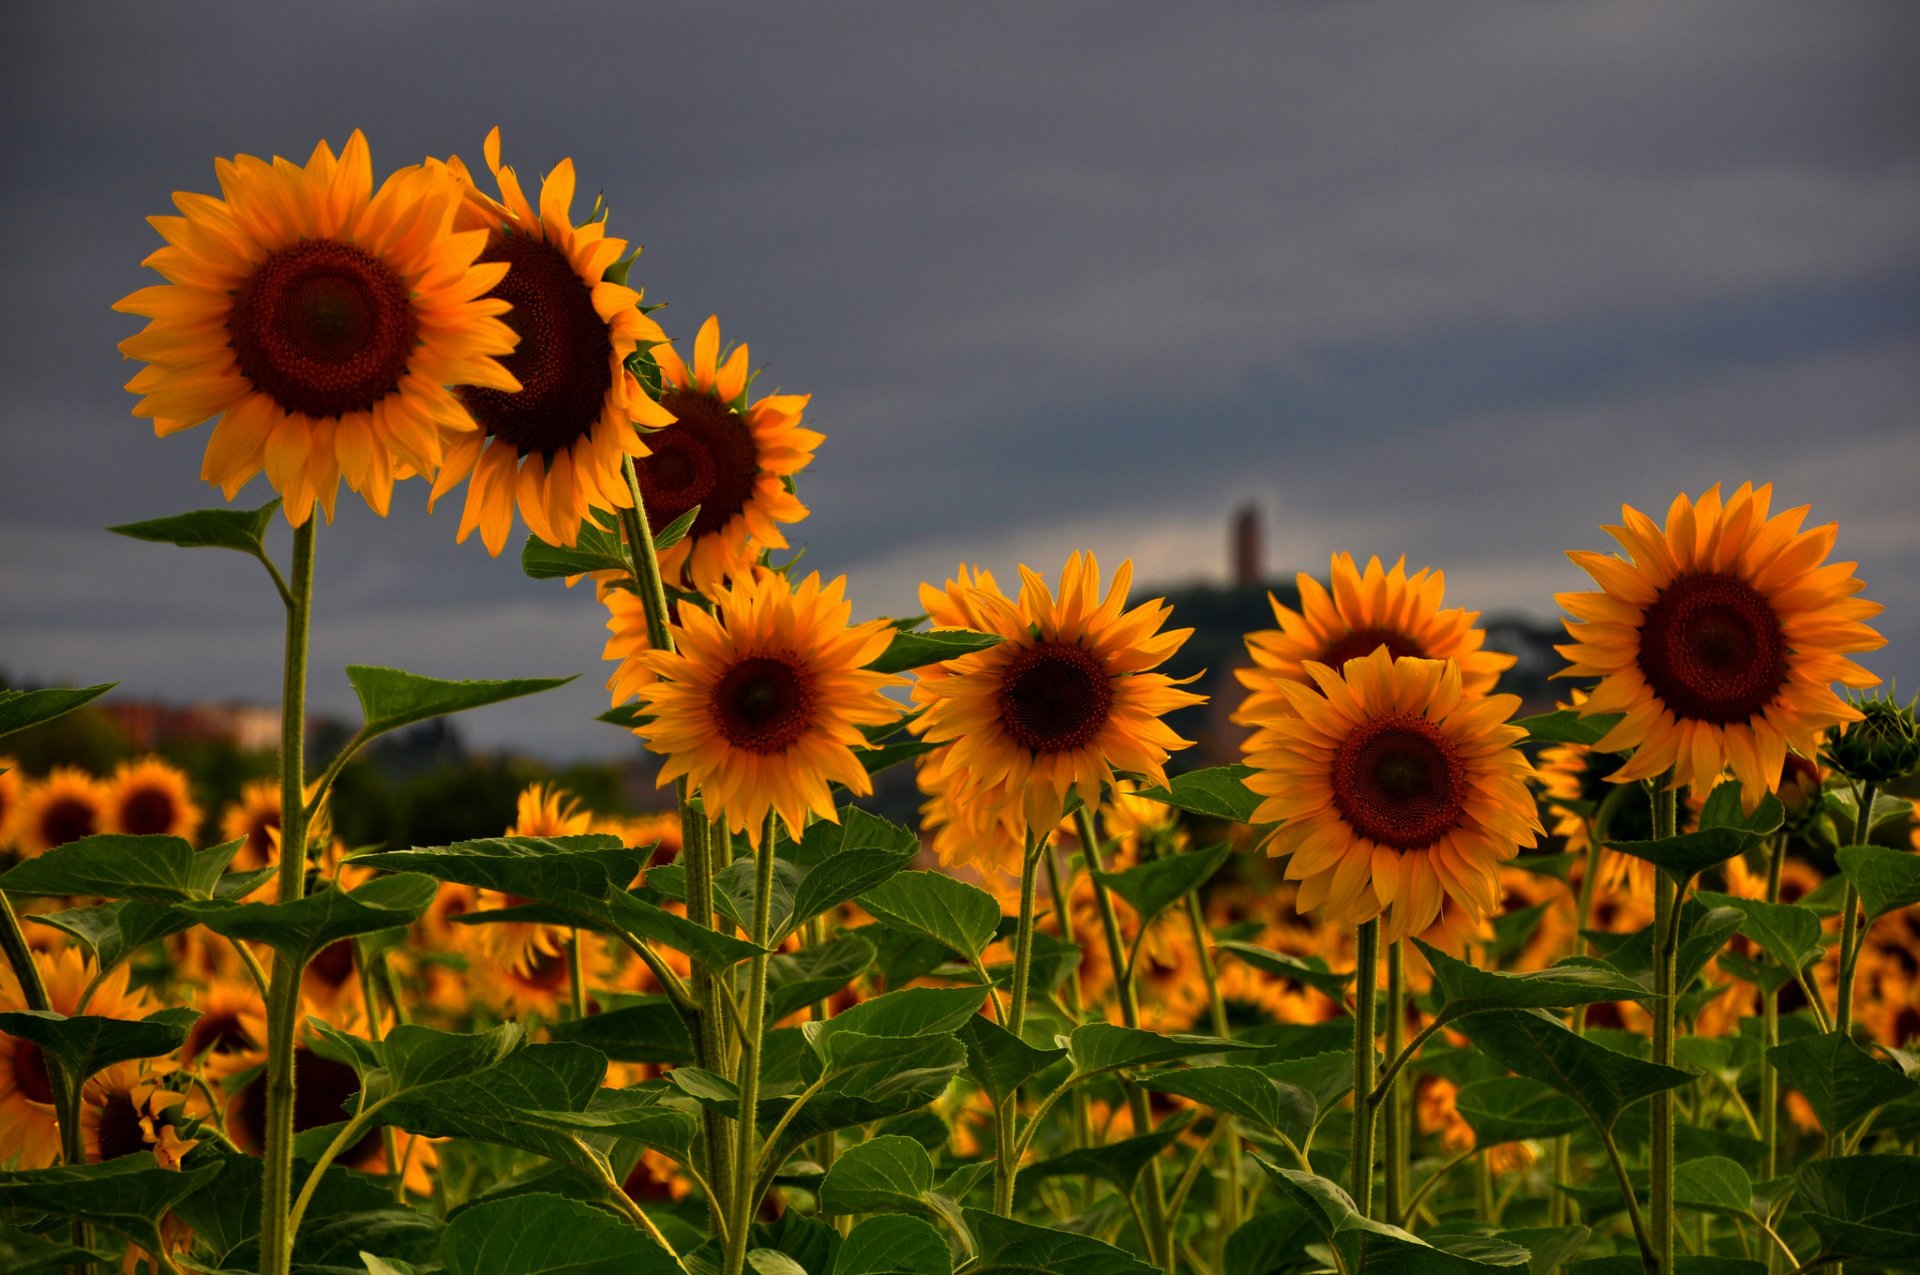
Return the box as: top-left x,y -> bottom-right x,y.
1557,820 -> 1609,1228
1834,781 -> 1876,1035
993,830 -> 1044,1215
352,939 -> 404,1204
1044,845 -> 1097,1216
1648,774 -> 1678,1275
1185,887 -> 1242,1263
722,813 -> 778,1275
1762,835 -> 1785,1191
1600,1122 -> 1658,1273
259,517 -> 315,1275
1350,919 -> 1380,1217
1383,940 -> 1407,1226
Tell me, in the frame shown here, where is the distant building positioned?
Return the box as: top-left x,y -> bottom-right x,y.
102,700 -> 285,752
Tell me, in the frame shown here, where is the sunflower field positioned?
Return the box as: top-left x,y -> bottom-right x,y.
1,129 -> 1917,1275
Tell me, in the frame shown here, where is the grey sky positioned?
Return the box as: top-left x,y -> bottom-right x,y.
3,2 -> 1916,760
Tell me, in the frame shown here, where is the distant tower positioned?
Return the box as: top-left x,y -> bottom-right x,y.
1232,504 -> 1262,587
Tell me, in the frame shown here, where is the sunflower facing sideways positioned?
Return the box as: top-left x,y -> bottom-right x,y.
430,129 -> 674,555
911,553 -> 1204,834
624,570 -> 903,847
635,315 -> 822,592
1236,553 -> 1514,729
1242,647 -> 1542,941
102,757 -> 202,841
115,131 -> 519,524
1557,483 -> 1884,805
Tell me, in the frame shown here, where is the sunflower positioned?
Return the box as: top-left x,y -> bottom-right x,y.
0,947 -> 153,1168
219,779 -> 282,871
179,978 -> 268,1082
633,315 -> 822,593
428,129 -> 673,556
82,1062 -> 196,1168
916,747 -> 1025,886
115,131 -> 517,525
0,759 -> 21,851
1236,554 -> 1514,729
911,553 -> 1204,835
1557,483 -> 1883,807
479,783 -> 595,976
12,766 -> 110,857
1243,648 -> 1542,941
626,571 -> 904,847
102,757 -> 202,841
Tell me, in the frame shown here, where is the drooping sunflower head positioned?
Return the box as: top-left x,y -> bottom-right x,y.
1557,483 -> 1884,808
429,128 -> 674,555
911,553 -> 1205,834
634,315 -> 822,593
1243,648 -> 1542,942
82,1063 -> 196,1168
103,757 -> 202,841
0,948 -> 151,1168
115,131 -> 519,525
629,570 -> 905,847
13,767 -> 110,857
1236,553 -> 1515,727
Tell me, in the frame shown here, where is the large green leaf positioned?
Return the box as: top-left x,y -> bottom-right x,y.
1671,1157 -> 1753,1219
1497,1226 -> 1591,1275
1836,843 -> 1920,923
520,520 -> 629,581
818,1135 -> 935,1215
1455,1009 -> 1691,1131
1022,1109 -> 1196,1195
1212,942 -> 1355,999
1417,942 -> 1657,1031
1516,709 -> 1624,748
869,629 -> 1002,675
108,500 -> 278,557
607,888 -> 769,968
1607,785 -> 1784,884
0,1007 -> 197,1082
1133,765 -> 1263,823
376,1042 -> 608,1166
962,1209 -> 1160,1275
857,871 -> 1000,963
344,665 -> 575,740
1765,1032 -> 1915,1136
1065,1023 -> 1254,1079
0,684 -> 116,739
0,833 -> 246,901
182,873 -> 437,966
1692,891 -> 1824,974
1795,1154 -> 1920,1262
780,810 -> 922,941
1141,1064 -> 1316,1144
811,986 -> 989,1044
549,998 -> 693,1064
527,1086 -> 699,1163
1593,900 -> 1744,992
784,1031 -> 969,1138
1096,844 -> 1234,927
0,1155 -> 221,1254
767,935 -> 876,1024
959,1014 -> 1068,1106
439,1191 -> 682,1274
831,1215 -> 952,1275
1258,1160 -> 1532,1272
26,898 -> 199,971
1453,1076 -> 1588,1144
350,835 -> 647,909
0,1224 -> 115,1274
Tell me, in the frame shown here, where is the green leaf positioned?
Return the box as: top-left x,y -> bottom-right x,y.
439,1191 -> 682,1274
520,519 -> 628,580
375,1022 -> 525,1098
376,1042 -> 609,1166
1518,709 -> 1624,748
1417,942 -> 1657,1030
786,1032 -> 969,1138
1132,765 -> 1264,823
1608,786 -> 1784,884
832,1215 -> 952,1275
780,810 -> 922,941
1453,1076 -> 1588,1144
818,1135 -> 935,1215
1826,788 -> 1915,835
767,935 -> 875,1024
344,665 -> 575,740
26,898 -> 197,970
1065,1023 -> 1254,1079
959,1015 -> 1067,1107
1141,1064 -> 1316,1144
868,629 -> 1002,675
0,833 -> 245,901
549,998 -> 693,1064
1224,1206 -> 1319,1275
0,1224 -> 116,1274
109,500 -> 278,556
858,871 -> 1000,963
182,873 -> 438,966
1257,1160 -> 1532,1272
1096,844 -> 1233,927
1212,942 -> 1355,999
856,738 -> 941,780
1836,843 -> 1920,923
811,985 -> 989,1044
0,684 -> 116,739
351,835 -> 646,908
653,504 -> 700,551
1765,1031 -> 1915,1136
1497,1226 -> 1591,1275
1693,891 -> 1825,974
1594,900 -> 1744,992
527,1086 -> 699,1163
0,1007 -> 197,1082
1023,1109 -> 1196,1195
0,1155 -> 221,1255
962,1209 -> 1160,1275
608,888 -> 769,968
1455,1009 -> 1691,1131
1795,1153 -> 1920,1262
1672,1156 -> 1753,1219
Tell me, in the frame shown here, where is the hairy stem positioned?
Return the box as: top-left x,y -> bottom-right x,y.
1834,781 -> 1876,1034
1648,774 -> 1678,1275
993,831 -> 1044,1216
1350,918 -> 1380,1217
722,814 -> 778,1275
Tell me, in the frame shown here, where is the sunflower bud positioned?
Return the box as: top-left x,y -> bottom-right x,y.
1825,692 -> 1920,785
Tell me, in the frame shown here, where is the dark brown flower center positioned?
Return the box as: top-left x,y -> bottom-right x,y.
232,1048 -> 376,1162
457,235 -> 613,458
711,655 -> 816,754
11,1039 -> 55,1105
1636,572 -> 1787,724
1318,626 -> 1423,670
119,786 -> 182,836
997,641 -> 1114,754
39,796 -> 98,848
307,940 -> 356,991
184,1009 -> 258,1063
227,239 -> 418,419
1330,712 -> 1466,851
92,1090 -> 148,1162
636,389 -> 761,541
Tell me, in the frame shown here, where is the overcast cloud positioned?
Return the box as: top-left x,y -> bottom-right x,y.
2,2 -> 1915,759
